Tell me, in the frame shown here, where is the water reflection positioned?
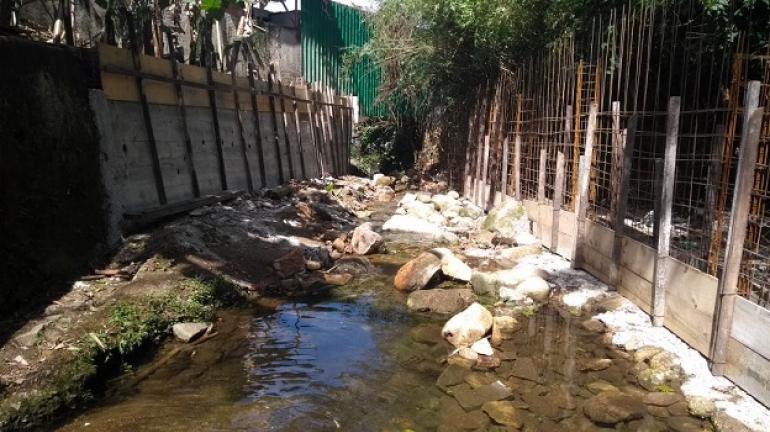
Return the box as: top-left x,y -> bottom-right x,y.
244,302 -> 382,398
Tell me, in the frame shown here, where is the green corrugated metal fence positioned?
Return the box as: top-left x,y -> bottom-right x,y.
301,0 -> 383,117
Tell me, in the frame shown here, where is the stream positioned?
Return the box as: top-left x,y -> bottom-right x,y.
55,205 -> 709,432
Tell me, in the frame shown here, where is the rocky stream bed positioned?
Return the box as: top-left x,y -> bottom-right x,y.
3,175 -> 770,431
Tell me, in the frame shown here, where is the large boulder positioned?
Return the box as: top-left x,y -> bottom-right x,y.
376,186 -> 396,202
583,391 -> 646,425
394,251 -> 442,291
482,199 -> 529,237
432,248 -> 472,282
431,194 -> 458,212
442,302 -> 493,348
404,200 -> 441,221
349,223 -> 383,255
470,271 -> 498,296
382,215 -> 459,244
172,322 -> 210,342
407,289 -> 475,314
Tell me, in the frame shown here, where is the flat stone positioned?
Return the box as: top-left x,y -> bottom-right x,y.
406,289 -> 475,314
509,357 -> 541,382
410,323 -> 444,344
686,395 -> 716,419
581,319 -> 606,333
464,372 -> 496,389
471,338 -> 494,356
172,322 -> 209,342
470,271 -> 498,296
482,401 -> 523,427
586,380 -> 620,394
634,346 -> 663,363
453,380 -> 513,410
583,391 -> 646,425
437,397 -> 490,431
473,355 -> 502,370
323,272 -> 353,286
273,248 -> 307,277
578,358 -> 613,371
647,405 -> 671,418
437,364 -> 472,390
644,392 -> 682,407
666,416 -> 708,432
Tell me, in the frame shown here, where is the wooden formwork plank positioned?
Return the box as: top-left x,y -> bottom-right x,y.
206,64 -> 228,191
732,296 -> 770,361
230,46 -> 253,193
267,65 -> 285,183
290,85 -> 307,179
552,151 -> 566,252
725,337 -> 770,408
247,63 -> 267,188
664,257 -> 718,355
275,73 -> 295,180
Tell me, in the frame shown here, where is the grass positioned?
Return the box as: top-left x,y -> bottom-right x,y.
0,276 -> 240,431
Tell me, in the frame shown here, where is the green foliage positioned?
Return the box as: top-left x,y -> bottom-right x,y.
352,120 -> 398,175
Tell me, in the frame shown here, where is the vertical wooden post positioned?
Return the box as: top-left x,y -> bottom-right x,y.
290,85 -> 308,179
711,82 -> 763,374
230,47 -> 253,193
652,96 -> 681,327
127,17 -> 167,204
573,102 -> 598,269
501,136 -> 510,200
247,62 -> 267,187
275,74 -> 295,180
267,64 -> 285,183
705,124 -> 725,263
166,31 -> 200,198
513,94 -> 523,201
306,84 -> 322,177
609,101 -> 622,223
482,131 -> 492,208
552,151 -> 566,253
206,65 -> 228,191
537,148 -> 547,203
610,115 -> 638,288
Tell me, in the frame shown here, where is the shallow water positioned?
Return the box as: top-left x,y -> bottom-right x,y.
56,237 -> 708,431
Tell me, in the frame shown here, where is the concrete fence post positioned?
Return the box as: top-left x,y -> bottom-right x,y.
652,96 -> 680,327
552,151 -> 566,253
711,80 -> 763,374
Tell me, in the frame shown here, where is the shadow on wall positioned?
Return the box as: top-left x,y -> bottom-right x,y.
0,37 -> 107,340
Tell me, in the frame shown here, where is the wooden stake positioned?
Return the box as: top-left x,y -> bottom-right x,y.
610,115 -> 638,288
230,46 -> 253,193
573,102 -> 598,269
652,96 -> 680,327
537,148 -> 547,203
501,136 -> 510,200
552,151 -> 566,252
206,64 -> 228,190
275,72 -> 295,180
127,16 -> 167,204
267,64 -> 285,183
514,94 -> 523,201
290,85 -> 307,179
166,31 -> 200,198
711,82 -> 763,374
247,62 -> 267,187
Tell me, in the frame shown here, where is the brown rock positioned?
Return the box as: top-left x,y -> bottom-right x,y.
273,248 -> 306,278
323,272 -> 353,286
583,391 -> 646,425
349,223 -> 383,255
644,392 -> 682,407
406,289 -> 475,314
394,251 -> 442,291
332,235 -> 347,252
482,401 -> 523,428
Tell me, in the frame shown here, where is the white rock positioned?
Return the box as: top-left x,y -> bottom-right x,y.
448,190 -> 460,199
471,338 -> 494,356
458,347 -> 479,361
349,222 -> 383,255
442,302 -> 493,348
431,194 -> 457,212
172,322 -> 210,342
383,215 -> 444,236
428,213 -> 446,226
416,192 -> 432,203
433,248 -> 473,282
514,276 -> 551,303
514,232 -> 540,246
399,193 -> 417,205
